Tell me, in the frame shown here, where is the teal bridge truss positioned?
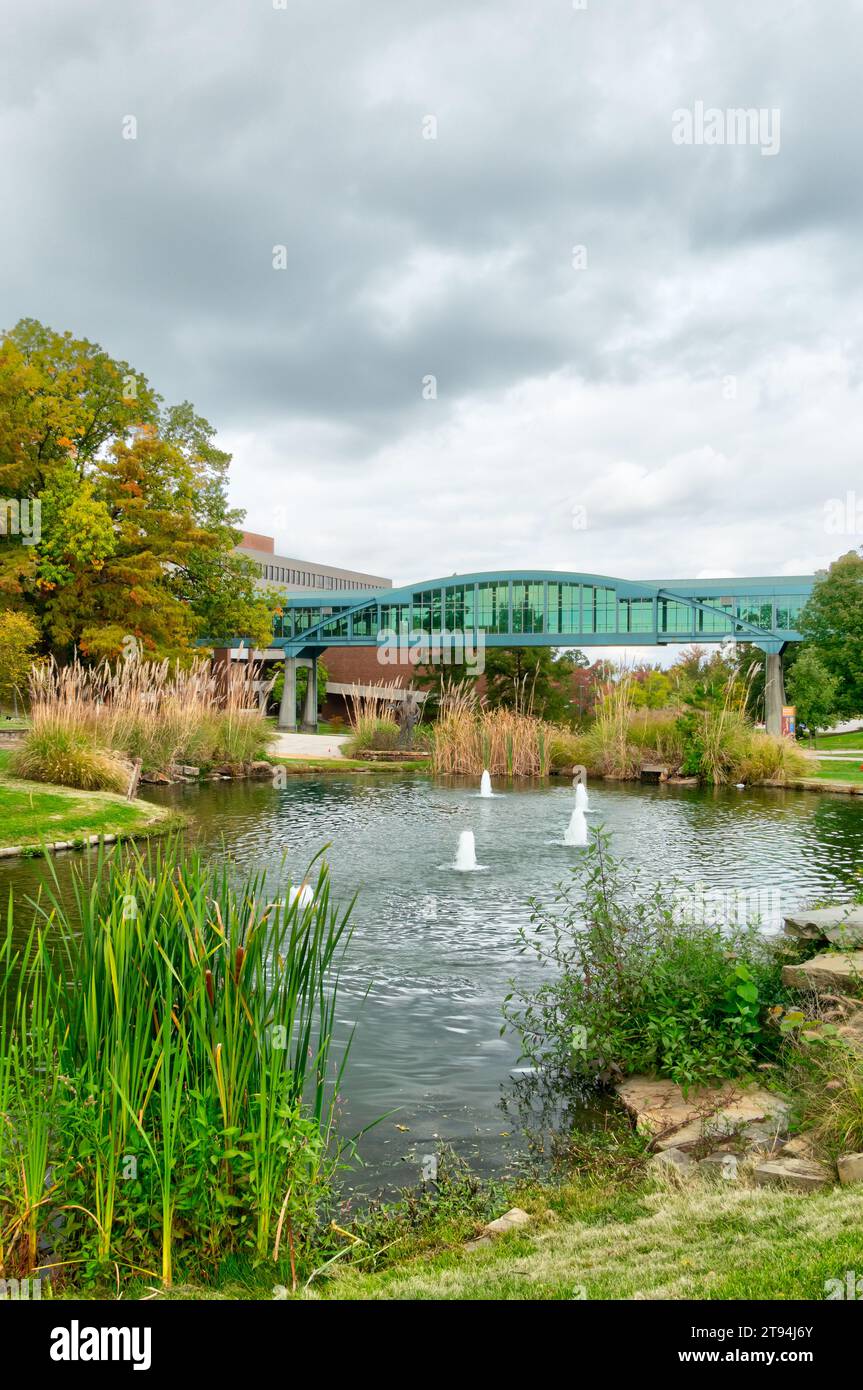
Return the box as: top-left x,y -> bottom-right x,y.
269,571 -> 816,659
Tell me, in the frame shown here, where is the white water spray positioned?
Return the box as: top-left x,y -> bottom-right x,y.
564,807 -> 588,847
453,829 -> 479,870
479,770 -> 494,798
574,781 -> 589,812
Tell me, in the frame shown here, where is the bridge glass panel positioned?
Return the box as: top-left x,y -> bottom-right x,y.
737,597 -> 774,630
548,582 -> 579,633
618,597 -> 653,633
445,584 -> 476,632
512,581 -> 544,634
350,604 -> 376,639
775,595 -> 807,629
380,602 -> 410,636
583,586 -> 616,633
477,581 -> 509,634
659,598 -> 694,634
696,597 -> 735,634
293,608 -> 324,634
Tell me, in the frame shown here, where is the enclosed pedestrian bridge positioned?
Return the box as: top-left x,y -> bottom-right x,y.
271,570 -> 815,657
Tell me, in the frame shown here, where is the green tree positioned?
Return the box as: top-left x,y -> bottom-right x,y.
483,647 -> 582,722
786,647 -> 840,745
0,610 -> 39,711
797,550 -> 863,718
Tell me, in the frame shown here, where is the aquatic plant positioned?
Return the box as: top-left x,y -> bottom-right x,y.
0,842 -> 354,1291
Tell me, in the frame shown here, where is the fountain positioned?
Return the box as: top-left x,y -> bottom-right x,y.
574,780 -> 589,812
453,829 -> 479,870
564,807 -> 588,847
479,770 -> 494,798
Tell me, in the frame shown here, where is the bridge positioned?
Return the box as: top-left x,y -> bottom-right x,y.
227,569 -> 817,737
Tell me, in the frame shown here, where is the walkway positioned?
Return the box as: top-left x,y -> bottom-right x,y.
269,731 -> 349,759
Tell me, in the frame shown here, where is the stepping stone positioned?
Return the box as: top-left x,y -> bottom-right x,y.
647,1147 -> 696,1176
699,1151 -> 740,1180
754,1156 -> 832,1192
837,1153 -> 863,1185
615,1076 -> 789,1152
782,952 -> 863,993
781,1133 -> 819,1160
483,1207 -> 531,1237
783,906 -> 863,947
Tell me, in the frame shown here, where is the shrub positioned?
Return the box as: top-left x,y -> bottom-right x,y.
12,728 -> 129,793
503,833 -> 787,1090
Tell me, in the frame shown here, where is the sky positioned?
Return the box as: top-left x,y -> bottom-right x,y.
2,0 -> 862,611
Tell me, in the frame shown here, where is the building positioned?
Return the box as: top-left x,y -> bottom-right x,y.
236,531 -> 391,596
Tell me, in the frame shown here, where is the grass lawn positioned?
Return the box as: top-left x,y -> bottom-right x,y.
813,759 -> 863,784
0,749 -> 178,850
808,731 -> 863,750
270,755 -> 431,773
96,1172 -> 863,1303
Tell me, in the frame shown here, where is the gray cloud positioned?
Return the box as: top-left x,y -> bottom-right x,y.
1,0 -> 862,596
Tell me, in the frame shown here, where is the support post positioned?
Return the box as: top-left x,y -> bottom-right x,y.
764,650 -> 786,737
301,657 -> 318,732
278,655 -> 297,731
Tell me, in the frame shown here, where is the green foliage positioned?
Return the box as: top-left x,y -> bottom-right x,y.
0,318 -> 275,661
0,609 -> 39,708
483,647 -> 582,723
0,844 -> 354,1290
786,646 -> 840,740
798,550 -> 863,718
503,834 -> 787,1090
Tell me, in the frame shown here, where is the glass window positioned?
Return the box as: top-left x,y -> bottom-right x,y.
512,581 -> 545,634
548,583 -> 579,633
659,598 -> 693,633
618,597 -> 653,633
477,582 -> 509,633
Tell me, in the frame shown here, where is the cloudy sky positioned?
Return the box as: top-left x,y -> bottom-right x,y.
2,0 -> 862,597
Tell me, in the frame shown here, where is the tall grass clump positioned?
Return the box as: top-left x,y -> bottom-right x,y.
0,843 -> 354,1292
343,682 -> 404,755
430,680 -> 557,777
16,656 -> 273,784
11,727 -> 129,793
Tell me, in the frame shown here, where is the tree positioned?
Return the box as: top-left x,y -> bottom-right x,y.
0,319 -> 275,661
0,610 -> 39,711
798,550 -> 863,718
786,648 -> 840,745
483,647 -> 584,723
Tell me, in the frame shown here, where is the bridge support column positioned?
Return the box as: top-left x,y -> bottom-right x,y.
278,656 -> 297,731
301,657 -> 318,732
764,651 -> 786,737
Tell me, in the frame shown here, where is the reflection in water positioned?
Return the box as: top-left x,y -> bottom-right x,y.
2,773 -> 861,1192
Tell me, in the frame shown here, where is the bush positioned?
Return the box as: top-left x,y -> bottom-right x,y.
343,717 -> 401,756
12,728 -> 129,793
503,834 -> 786,1090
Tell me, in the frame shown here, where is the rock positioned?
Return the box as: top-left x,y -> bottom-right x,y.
483,1207 -> 531,1237
781,952 -> 863,993
615,1076 -> 789,1152
249,761 -> 275,779
738,1121 -> 784,1155
699,1151 -> 740,1181
647,1147 -> 696,1176
837,1153 -> 863,1185
753,1156 -> 833,1192
783,906 -> 863,947
781,1133 -> 819,1160
464,1235 -> 493,1252
139,770 -> 172,784
180,765 -> 200,777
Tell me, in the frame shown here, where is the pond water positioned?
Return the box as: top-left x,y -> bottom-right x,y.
2,773 -> 862,1194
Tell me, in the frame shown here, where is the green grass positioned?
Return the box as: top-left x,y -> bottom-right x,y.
70,1170 -> 863,1302
0,749 -> 176,849
812,760 -> 863,784
807,730 -> 863,750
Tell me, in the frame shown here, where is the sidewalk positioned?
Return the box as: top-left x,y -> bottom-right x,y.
269,731 -> 349,759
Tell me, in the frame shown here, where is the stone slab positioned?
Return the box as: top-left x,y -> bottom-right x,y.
782,952 -> 863,993
837,1153 -> 863,1185
615,1076 -> 789,1152
754,1156 -> 832,1192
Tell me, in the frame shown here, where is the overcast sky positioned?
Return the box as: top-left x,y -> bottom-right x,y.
2,0 -> 862,603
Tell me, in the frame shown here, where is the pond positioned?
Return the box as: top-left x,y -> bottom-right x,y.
2,773 -> 862,1195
